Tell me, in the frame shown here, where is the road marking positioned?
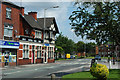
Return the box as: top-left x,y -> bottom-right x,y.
4,71 -> 21,74
35,69 -> 38,70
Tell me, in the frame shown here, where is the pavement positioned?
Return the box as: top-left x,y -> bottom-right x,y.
97,60 -> 120,69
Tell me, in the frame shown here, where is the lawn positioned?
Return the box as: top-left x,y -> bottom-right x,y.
62,69 -> 120,80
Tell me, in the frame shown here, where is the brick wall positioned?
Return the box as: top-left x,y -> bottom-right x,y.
18,59 -> 31,65
48,59 -> 55,63
9,62 -> 16,66
36,59 -> 42,63
0,63 -> 5,67
1,3 -> 21,39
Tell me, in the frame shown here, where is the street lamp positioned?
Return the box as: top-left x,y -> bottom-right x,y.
43,6 -> 59,63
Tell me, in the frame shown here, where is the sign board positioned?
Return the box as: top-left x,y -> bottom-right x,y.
0,40 -> 19,46
45,44 -> 49,46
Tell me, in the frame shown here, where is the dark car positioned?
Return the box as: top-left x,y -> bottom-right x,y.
95,55 -> 101,60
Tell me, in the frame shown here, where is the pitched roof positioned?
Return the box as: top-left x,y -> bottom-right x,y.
37,18 -> 59,33
20,14 -> 59,33
21,14 -> 42,30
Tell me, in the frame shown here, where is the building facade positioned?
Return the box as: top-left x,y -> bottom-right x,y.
0,1 -> 59,67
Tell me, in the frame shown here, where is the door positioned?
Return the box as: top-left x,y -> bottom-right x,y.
32,45 -> 35,64
44,47 -> 47,63
45,52 -> 47,63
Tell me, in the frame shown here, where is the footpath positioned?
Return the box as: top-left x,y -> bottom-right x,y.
99,61 -> 120,69
0,62 -> 57,70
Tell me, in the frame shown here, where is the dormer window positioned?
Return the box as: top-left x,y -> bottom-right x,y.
6,7 -> 11,19
35,30 -> 41,39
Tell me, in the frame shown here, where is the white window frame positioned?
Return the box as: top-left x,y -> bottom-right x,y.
4,25 -> 13,37
35,30 -> 41,39
37,46 -> 42,58
6,7 -> 11,19
23,44 -> 29,59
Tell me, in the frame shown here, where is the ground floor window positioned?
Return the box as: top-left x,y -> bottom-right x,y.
37,46 -> 42,58
23,44 -> 29,59
48,47 -> 54,59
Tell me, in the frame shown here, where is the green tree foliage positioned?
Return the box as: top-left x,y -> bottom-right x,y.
69,2 -> 120,45
55,33 -> 75,54
86,42 -> 96,53
75,41 -> 96,54
55,46 -> 64,54
75,41 -> 85,53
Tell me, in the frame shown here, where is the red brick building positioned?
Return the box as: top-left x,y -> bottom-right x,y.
0,1 -> 59,67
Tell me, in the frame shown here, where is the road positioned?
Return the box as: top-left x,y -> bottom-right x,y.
1,58 -> 118,79
1,59 -> 91,78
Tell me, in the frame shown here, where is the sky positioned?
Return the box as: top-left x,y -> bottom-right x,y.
8,0 -> 96,43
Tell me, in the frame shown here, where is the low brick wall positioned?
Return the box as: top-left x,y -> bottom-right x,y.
36,58 -> 42,63
17,59 -> 31,65
0,62 -> 5,67
48,59 -> 55,63
9,62 -> 16,66
0,62 -> 16,67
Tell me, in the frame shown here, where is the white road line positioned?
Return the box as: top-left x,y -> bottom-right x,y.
4,71 -> 21,74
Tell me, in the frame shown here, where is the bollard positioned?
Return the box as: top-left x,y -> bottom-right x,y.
51,73 -> 56,80
109,60 -> 111,69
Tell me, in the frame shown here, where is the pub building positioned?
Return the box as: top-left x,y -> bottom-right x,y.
0,1 -> 59,67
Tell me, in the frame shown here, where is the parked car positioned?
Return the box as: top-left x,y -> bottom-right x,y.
70,55 -> 75,59
95,55 -> 101,60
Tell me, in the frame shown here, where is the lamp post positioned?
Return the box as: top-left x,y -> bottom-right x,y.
43,6 -> 59,63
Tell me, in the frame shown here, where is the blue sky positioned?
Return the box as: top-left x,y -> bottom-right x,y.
8,0 -> 96,43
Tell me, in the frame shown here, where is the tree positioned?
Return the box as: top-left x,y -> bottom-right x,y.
86,42 -> 96,53
75,41 -> 85,53
55,46 -> 64,58
69,2 -> 120,46
55,33 -> 75,54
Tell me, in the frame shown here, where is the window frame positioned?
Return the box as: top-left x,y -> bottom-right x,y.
6,7 -> 11,19
23,44 -> 29,59
37,46 -> 42,59
4,25 -> 13,37
35,30 -> 42,39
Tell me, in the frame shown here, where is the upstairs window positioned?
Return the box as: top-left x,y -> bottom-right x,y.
50,31 -> 52,38
35,31 -> 41,39
50,31 -> 55,40
45,32 -> 49,39
4,25 -> 13,37
6,7 -> 11,19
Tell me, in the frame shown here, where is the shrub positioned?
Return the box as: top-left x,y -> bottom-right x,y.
90,64 -> 109,80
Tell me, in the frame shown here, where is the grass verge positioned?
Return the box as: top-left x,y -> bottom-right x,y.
62,69 -> 120,80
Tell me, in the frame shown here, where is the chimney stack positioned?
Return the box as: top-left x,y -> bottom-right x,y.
20,7 -> 24,16
28,12 -> 37,21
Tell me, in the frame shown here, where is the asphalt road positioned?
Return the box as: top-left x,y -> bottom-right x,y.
1,59 -> 108,78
